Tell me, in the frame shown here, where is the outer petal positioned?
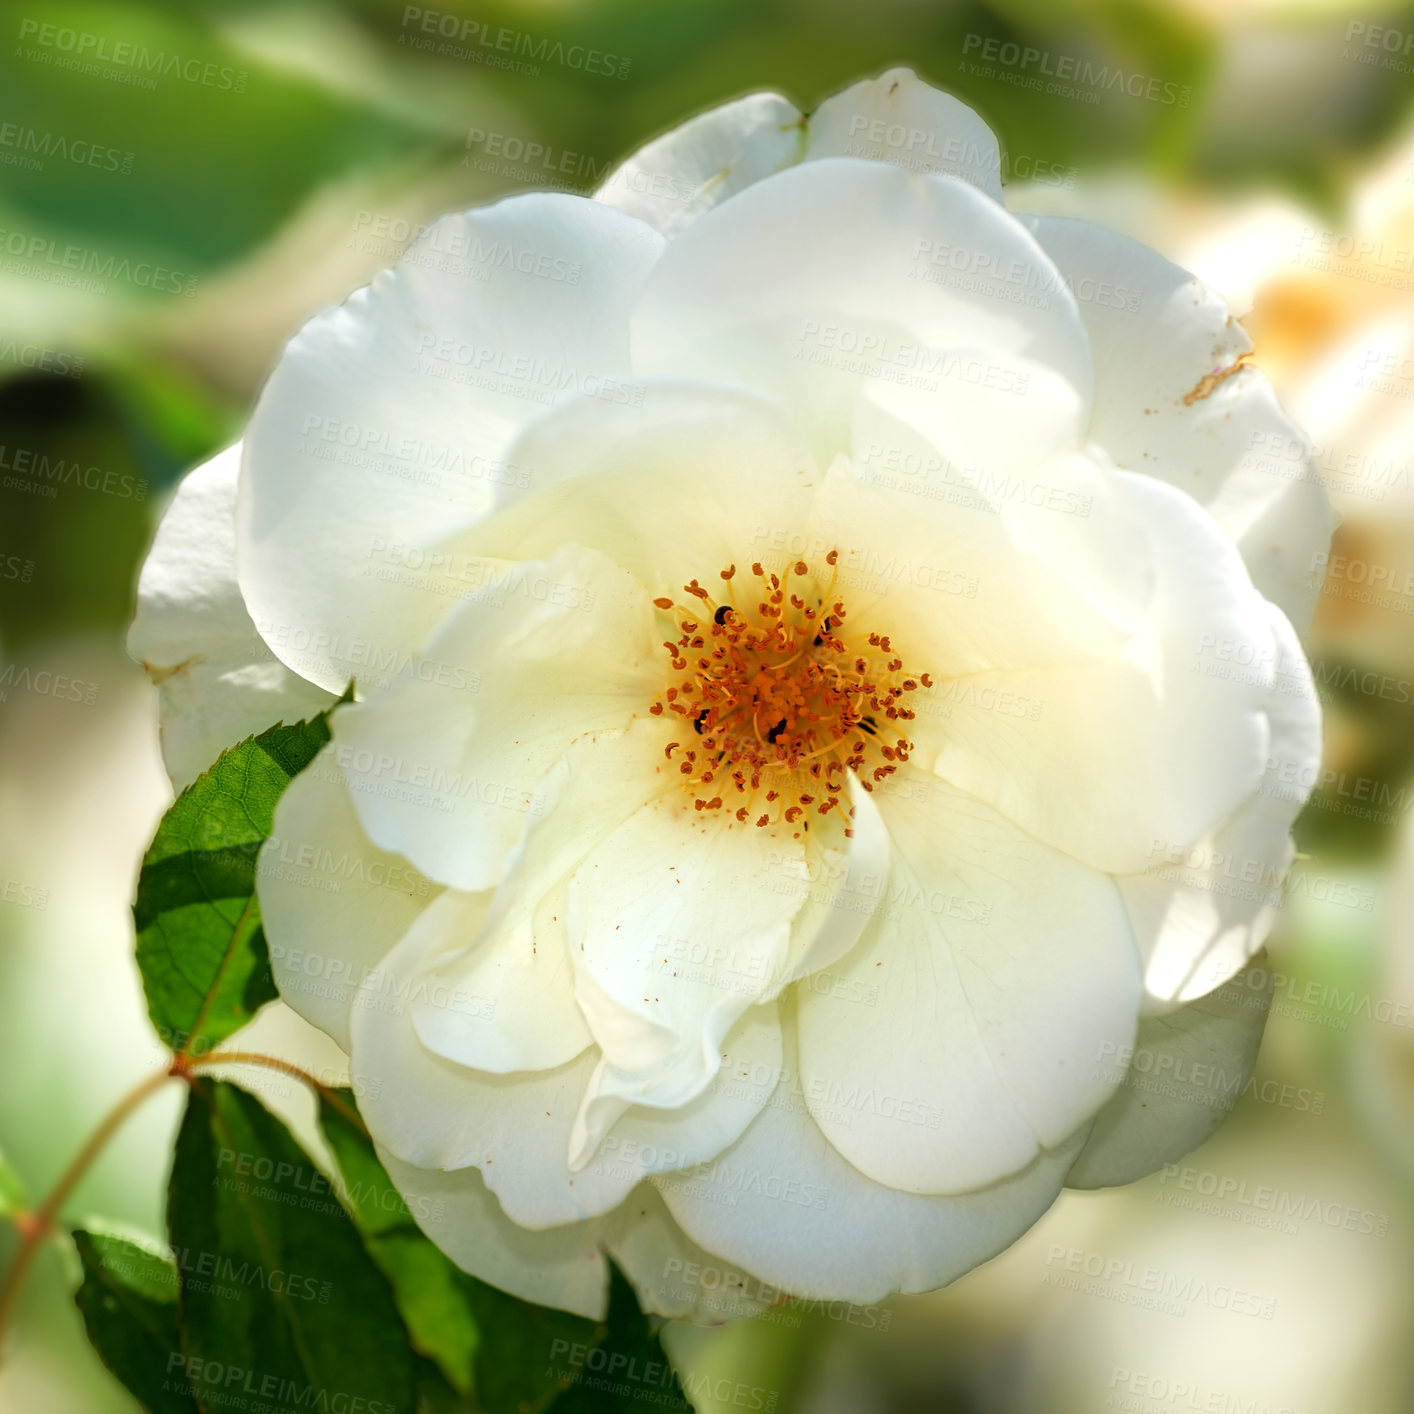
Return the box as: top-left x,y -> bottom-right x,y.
595,92 -> 804,239
655,1015 -> 1088,1303
127,445 -> 334,789
1121,603 -> 1321,1007
631,158 -> 1093,464
261,742 -> 439,1052
1066,956 -> 1275,1188
238,194 -> 666,692
377,1147 -> 613,1318
804,67 -> 1003,201
333,544 -> 660,892
1022,214 -> 1335,632
352,912 -> 784,1230
796,766 -> 1140,1195
927,472 -> 1276,876
375,1155 -> 779,1323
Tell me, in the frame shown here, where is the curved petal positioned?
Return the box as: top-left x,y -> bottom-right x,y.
127,445 -> 334,789
565,800 -> 809,1161
1121,603 -> 1321,1006
927,472 -> 1277,876
353,913 -> 785,1230
804,67 -> 1003,201
631,157 -> 1093,465
332,544 -> 660,891
655,1013 -> 1088,1303
238,194 -> 666,692
452,378 -> 819,596
261,742 -> 440,1052
605,1185 -> 780,1323
595,91 -> 804,239
1067,956 -> 1274,1188
806,450 -> 1148,682
795,766 -> 1139,1195
1022,213 -> 1335,632
405,886 -> 592,1074
377,1146 -> 613,1319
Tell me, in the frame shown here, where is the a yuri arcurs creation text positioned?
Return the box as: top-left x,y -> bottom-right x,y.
130,69 -> 1333,1322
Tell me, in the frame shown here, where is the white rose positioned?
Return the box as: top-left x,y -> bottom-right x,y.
129,69 -> 1332,1321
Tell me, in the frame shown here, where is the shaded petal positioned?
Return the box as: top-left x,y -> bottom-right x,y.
1022,213 -> 1335,631
655,1014 -> 1087,1303
262,742 -> 440,1052
377,1147 -> 612,1319
1122,603 -> 1321,1006
1067,956 -> 1274,1188
565,801 -> 808,1161
796,766 -> 1139,1194
596,92 -> 804,239
333,544 -> 660,891
238,194 -> 665,692
406,886 -> 591,1074
454,378 -> 818,596
353,914 -> 784,1229
127,445 -> 334,789
928,472 -> 1276,875
804,67 -> 1003,201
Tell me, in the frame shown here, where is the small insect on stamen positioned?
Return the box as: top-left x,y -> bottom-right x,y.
647,554 -> 926,827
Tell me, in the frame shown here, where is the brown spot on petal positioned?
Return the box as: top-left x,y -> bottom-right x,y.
1182,351 -> 1254,406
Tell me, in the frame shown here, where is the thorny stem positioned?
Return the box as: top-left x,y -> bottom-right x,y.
0,1046 -> 365,1361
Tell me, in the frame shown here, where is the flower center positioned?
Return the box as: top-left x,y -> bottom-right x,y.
648,555 -> 929,834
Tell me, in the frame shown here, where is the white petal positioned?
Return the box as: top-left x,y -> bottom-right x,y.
655,1015 -> 1088,1303
1022,214 -> 1335,632
1067,956 -> 1274,1188
804,67 -> 1003,201
605,1185 -> 780,1323
631,158 -> 1093,464
807,449 -> 1146,682
128,445 -> 334,789
353,912 -> 785,1230
332,544 -> 660,891
453,378 -> 818,596
796,766 -> 1139,1195
596,92 -> 804,239
261,742 -> 440,1052
376,1146 -> 613,1319
928,472 -> 1277,876
404,886 -> 591,1074
238,194 -> 666,693
1122,602 -> 1321,1006
773,771 -> 891,992
565,801 -> 808,1158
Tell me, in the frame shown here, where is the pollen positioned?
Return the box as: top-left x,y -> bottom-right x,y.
649,557 -> 922,827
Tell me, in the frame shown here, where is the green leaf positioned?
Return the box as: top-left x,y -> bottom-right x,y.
316,1089 -> 481,1397
71,1226 -> 201,1414
550,1264 -> 692,1414
133,709 -> 335,1055
167,1078 -> 415,1414
315,1088 -> 690,1414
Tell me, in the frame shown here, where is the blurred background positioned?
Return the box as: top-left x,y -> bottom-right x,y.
3,0 -> 1414,1409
